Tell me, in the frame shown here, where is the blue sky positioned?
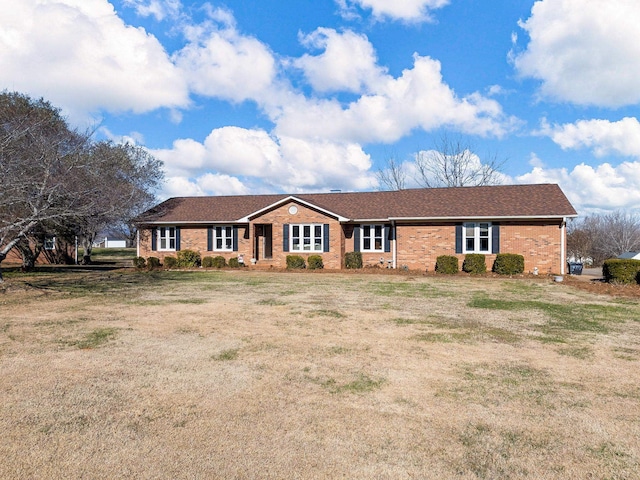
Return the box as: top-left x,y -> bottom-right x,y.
2,0 -> 640,215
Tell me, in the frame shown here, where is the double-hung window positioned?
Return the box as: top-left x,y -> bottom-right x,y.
158,226 -> 176,251
464,222 -> 491,253
291,224 -> 323,252
361,224 -> 384,252
214,226 -> 233,251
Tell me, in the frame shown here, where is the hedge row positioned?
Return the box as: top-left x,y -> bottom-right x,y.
602,259 -> 640,284
435,253 -> 525,275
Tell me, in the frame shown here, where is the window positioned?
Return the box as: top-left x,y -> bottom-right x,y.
214,226 -> 233,251
158,226 -> 176,251
43,236 -> 55,250
361,224 -> 384,252
464,222 -> 491,253
291,224 -> 323,252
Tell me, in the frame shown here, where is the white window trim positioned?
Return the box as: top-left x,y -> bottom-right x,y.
463,222 -> 492,254
290,223 -> 323,252
360,224 -> 384,252
214,225 -> 233,251
158,226 -> 176,251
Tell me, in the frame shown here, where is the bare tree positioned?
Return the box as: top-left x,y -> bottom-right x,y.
0,91 -> 91,281
0,91 -> 164,279
75,141 -> 163,264
376,133 -> 506,191
414,133 -> 505,188
375,152 -> 407,190
567,211 -> 640,266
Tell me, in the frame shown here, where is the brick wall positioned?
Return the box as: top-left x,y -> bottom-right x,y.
396,221 -> 564,274
138,217 -> 565,273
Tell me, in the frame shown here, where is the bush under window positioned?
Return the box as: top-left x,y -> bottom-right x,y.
132,256 -> 146,269
286,255 -> 306,269
492,253 -> 524,275
308,255 -> 324,270
435,255 -> 459,274
176,249 -> 201,267
146,256 -> 161,269
462,254 -> 486,274
164,256 -> 177,268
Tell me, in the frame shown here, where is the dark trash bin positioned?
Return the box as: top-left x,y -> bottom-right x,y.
567,262 -> 583,275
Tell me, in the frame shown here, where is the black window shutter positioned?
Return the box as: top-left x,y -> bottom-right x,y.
455,224 -> 463,254
384,224 -> 391,253
283,224 -> 289,252
207,227 -> 213,251
175,227 -> 181,251
323,224 -> 330,252
354,225 -> 360,252
151,228 -> 157,251
492,224 -> 500,254
232,226 -> 239,252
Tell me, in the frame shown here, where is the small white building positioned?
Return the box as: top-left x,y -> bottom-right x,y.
93,237 -> 128,248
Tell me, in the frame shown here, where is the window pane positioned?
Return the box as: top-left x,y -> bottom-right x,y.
293,225 -> 299,237
160,238 -> 167,249
363,238 -> 371,250
374,238 -> 382,250
292,238 -> 300,250
466,238 -> 475,251
465,224 -> 475,236
314,225 -> 322,238
480,238 -> 489,251
480,224 -> 489,237
374,225 -> 382,237
303,225 -> 310,237
225,238 -> 232,249
169,238 -> 175,249
169,227 -> 175,238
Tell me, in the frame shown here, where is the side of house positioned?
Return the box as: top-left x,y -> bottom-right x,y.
136,184 -> 577,274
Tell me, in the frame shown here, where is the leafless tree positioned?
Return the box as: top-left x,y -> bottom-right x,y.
75,141 -> 163,264
375,152 -> 407,190
414,133 -> 505,188
0,91 -> 92,281
568,211 -> 640,266
0,91 -> 163,278
376,133 -> 506,191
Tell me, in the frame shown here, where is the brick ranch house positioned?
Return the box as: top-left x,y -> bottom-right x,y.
136,183 -> 578,274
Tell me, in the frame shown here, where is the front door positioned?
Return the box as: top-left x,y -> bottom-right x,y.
254,224 -> 273,261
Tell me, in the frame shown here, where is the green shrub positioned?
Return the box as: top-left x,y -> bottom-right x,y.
435,255 -> 459,274
201,256 -> 214,268
286,255 -> 306,269
492,253 -> 525,275
176,249 -> 201,267
602,259 -> 640,284
344,251 -> 363,269
164,256 -> 177,268
146,256 -> 161,269
211,256 -> 227,268
308,255 -> 324,270
132,256 -> 146,269
462,254 -> 486,274
228,257 -> 240,268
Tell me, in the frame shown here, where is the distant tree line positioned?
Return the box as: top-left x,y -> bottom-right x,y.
567,211 -> 640,266
0,91 -> 163,281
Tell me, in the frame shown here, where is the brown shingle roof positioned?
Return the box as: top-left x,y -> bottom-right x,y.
137,184 -> 577,224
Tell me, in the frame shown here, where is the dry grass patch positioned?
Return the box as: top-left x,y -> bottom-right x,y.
1,269 -> 639,479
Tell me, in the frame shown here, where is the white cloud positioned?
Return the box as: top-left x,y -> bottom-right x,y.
513,0 -> 640,107
0,0 -> 189,122
122,0 -> 182,21
150,127 -> 376,196
275,54 -> 516,144
173,8 -> 277,103
541,117 -> 640,157
294,28 -> 387,93
516,161 -> 640,214
337,0 -> 450,22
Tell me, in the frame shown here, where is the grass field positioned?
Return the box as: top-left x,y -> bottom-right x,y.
1,269 -> 639,479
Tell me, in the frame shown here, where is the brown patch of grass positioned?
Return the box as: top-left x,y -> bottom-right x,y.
1,270 -> 639,478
